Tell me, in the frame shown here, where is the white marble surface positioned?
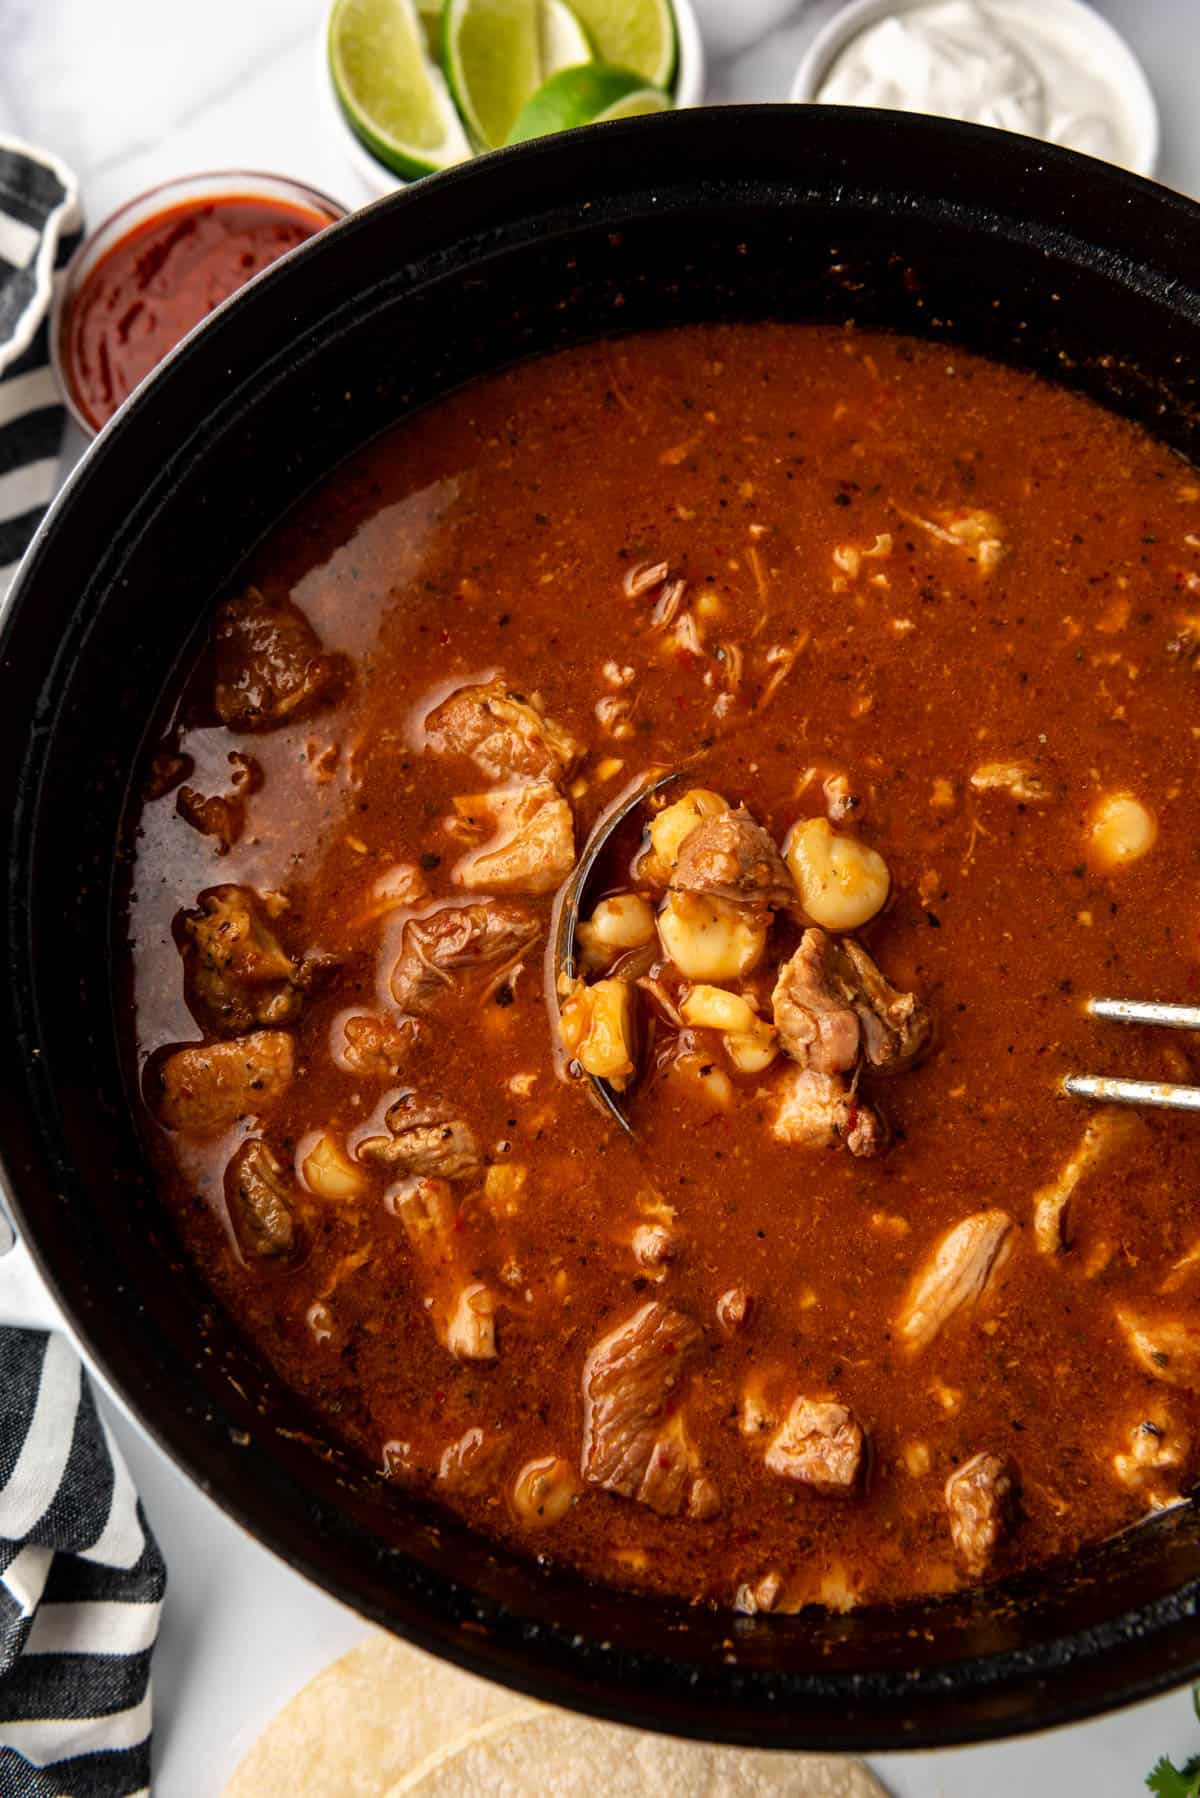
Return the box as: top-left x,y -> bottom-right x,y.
3,0 -> 1200,1791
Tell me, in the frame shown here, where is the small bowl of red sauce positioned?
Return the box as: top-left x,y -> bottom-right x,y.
53,171 -> 347,436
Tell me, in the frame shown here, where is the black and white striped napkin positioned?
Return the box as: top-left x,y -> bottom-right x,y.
1,143 -> 167,1798
0,1332 -> 166,1798
1,138 -> 82,598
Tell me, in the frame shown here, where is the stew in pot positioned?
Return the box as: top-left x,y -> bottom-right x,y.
125,321 -> 1200,1613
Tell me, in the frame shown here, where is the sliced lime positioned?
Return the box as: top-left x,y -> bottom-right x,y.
506,61 -> 669,143
330,0 -> 471,176
560,0 -> 675,88
416,0 -> 443,59
541,0 -> 593,73
593,82 -> 670,118
443,0 -> 543,149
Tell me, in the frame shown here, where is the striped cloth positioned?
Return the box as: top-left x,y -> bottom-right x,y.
0,1333 -> 166,1798
1,146 -> 166,1797
0,138 -> 82,599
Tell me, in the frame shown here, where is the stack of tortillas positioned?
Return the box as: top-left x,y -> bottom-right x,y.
224,1632 -> 888,1795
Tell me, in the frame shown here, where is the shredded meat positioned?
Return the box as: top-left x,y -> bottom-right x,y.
450,781 -> 575,896
214,586 -> 349,731
764,1398 -> 865,1496
772,928 -> 930,1075
945,1452 -> 1020,1577
358,1095 -> 480,1180
898,1210 -> 1015,1351
156,1031 -> 294,1135
1033,1109 -> 1138,1254
425,677 -> 582,782
969,761 -> 1050,803
225,1139 -> 297,1260
1113,1405 -> 1190,1508
390,901 -> 541,1012
899,505 -> 1009,574
1117,1308 -> 1200,1390
340,1013 -> 421,1079
389,1176 -> 496,1359
716,1286 -> 752,1335
179,885 -> 305,1035
770,1066 -> 884,1157
580,1301 -> 713,1516
670,807 -> 793,907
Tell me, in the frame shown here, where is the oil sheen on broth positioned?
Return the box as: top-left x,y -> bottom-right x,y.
126,322 -> 1200,1615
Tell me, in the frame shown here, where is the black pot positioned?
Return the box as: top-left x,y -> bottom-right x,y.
4,107 -> 1200,1751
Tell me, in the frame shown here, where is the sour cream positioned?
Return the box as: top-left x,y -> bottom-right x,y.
809,0 -> 1154,173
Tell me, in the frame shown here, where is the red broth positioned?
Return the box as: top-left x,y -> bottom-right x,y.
62,194 -> 332,431
126,322 -> 1200,1614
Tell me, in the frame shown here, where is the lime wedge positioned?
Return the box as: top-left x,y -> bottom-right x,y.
443,0 -> 543,149
416,0 -> 443,58
541,0 -> 593,73
560,0 -> 675,88
330,0 -> 471,176
506,61 -> 669,143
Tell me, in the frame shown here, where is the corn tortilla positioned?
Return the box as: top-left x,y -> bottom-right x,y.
223,1632 -> 536,1797
390,1704 -> 889,1795
224,1630 -> 887,1797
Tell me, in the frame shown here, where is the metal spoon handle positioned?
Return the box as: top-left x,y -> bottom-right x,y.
1063,1074 -> 1200,1112
1087,998 -> 1200,1030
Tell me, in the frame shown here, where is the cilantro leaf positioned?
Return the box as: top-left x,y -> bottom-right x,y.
1147,1752 -> 1200,1797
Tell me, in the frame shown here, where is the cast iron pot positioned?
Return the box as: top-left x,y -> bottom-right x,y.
3,108 -> 1200,1751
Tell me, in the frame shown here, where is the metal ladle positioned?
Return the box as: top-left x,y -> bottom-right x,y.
550,769 -> 679,1134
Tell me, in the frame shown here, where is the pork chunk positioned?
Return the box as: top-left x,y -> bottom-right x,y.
176,787 -> 244,854
839,938 -> 932,1071
156,1031 -> 294,1135
580,1301 -> 712,1516
670,807 -> 793,907
358,1094 -> 480,1180
945,1452 -> 1020,1578
772,931 -> 861,1074
764,1398 -> 865,1496
770,1066 -> 885,1158
225,1138 -> 297,1260
772,928 -> 930,1075
214,586 -> 349,731
450,781 -> 575,896
340,1013 -> 421,1079
390,901 -> 541,1013
898,1211 -> 1015,1352
1117,1308 -> 1200,1391
438,1426 -> 508,1491
425,678 -> 582,783
180,885 -> 302,1035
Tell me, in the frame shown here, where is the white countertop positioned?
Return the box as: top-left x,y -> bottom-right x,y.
3,1 -> 1200,1790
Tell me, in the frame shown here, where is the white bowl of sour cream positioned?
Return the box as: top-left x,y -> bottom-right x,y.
790,0 -> 1158,178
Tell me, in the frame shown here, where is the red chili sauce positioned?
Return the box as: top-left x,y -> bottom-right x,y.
63,194 -> 333,431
